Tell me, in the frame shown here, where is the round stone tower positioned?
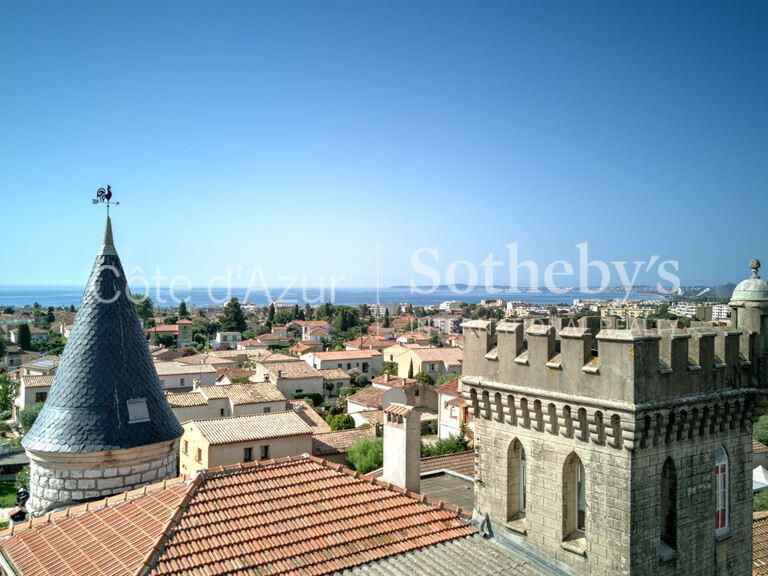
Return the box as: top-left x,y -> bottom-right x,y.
22,217 -> 183,514
729,258 -> 768,386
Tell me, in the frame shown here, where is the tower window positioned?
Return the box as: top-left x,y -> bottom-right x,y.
659,458 -> 677,559
563,453 -> 586,540
715,447 -> 729,537
506,439 -> 526,526
126,398 -> 149,423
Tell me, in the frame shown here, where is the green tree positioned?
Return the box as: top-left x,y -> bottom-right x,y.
381,362 -> 398,376
435,372 -> 457,387
267,303 -> 276,325
44,334 -> 66,356
0,374 -> 14,413
178,301 -> 189,318
16,324 -> 32,350
220,298 -> 247,333
152,333 -> 176,348
68,305 -> 76,313
383,308 -> 390,328
328,413 -> 355,431
19,403 -> 44,433
135,296 -> 155,323
407,359 -> 414,379
45,307 -> 55,324
16,466 -> 29,491
293,304 -> 300,320
414,371 -> 434,386
421,432 -> 469,457
346,437 -> 383,474
755,489 -> 768,512
754,412 -> 768,445
0,336 -> 6,358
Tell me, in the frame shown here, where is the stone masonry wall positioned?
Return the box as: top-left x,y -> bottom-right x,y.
474,415 -> 632,575
630,429 -> 753,576
28,444 -> 178,514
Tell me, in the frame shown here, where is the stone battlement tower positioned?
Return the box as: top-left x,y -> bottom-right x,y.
22,217 -> 183,514
461,260 -> 768,576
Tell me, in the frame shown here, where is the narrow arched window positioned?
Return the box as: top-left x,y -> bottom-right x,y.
563,453 -> 586,539
714,447 -> 729,536
507,439 -> 526,522
659,458 -> 677,555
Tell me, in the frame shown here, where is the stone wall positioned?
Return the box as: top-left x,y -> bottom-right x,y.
474,414 -> 632,574
27,439 -> 179,514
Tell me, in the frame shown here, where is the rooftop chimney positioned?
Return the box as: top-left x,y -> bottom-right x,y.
382,403 -> 420,493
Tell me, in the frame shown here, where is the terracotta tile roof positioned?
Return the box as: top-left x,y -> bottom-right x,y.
291,320 -> 331,328
312,349 -> 383,361
358,410 -> 384,427
312,427 -> 375,456
192,411 -> 312,445
755,511 -> 768,575
755,441 -> 768,455
289,400 -> 333,432
177,354 -> 234,366
264,361 -> 322,379
420,450 -> 474,478
289,342 -> 316,354
165,391 -> 208,407
344,336 -> 391,350
21,375 -> 54,389
215,367 -> 255,382
155,361 -> 217,376
151,456 -> 473,576
148,323 -> 179,333
253,351 -> 299,363
238,338 -> 268,347
412,347 -> 463,365
319,368 -> 351,380
345,386 -> 387,410
437,376 -> 460,397
371,373 -> 418,389
0,477 -> 194,576
199,383 -> 286,405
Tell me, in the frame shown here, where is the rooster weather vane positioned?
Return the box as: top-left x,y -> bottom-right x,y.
92,185 -> 120,216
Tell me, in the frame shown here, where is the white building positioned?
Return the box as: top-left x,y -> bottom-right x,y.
212,331 -> 242,350
154,361 -> 217,390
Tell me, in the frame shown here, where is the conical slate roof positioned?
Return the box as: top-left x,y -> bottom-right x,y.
23,217 -> 183,453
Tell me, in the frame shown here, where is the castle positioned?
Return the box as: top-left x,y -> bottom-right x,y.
460,259 -> 767,575
22,217 -> 183,513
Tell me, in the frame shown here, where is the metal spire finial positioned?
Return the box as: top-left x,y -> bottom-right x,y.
750,258 -> 761,279
92,185 -> 120,217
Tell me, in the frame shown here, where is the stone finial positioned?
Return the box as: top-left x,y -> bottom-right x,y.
750,258 -> 761,278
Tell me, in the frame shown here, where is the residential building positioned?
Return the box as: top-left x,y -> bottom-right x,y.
289,320 -> 331,342
21,217 -> 182,514
343,335 -> 391,351
438,300 -> 463,313
8,325 -> 48,346
301,349 -> 383,377
154,360 -> 217,390
165,382 -> 286,422
18,355 -> 59,377
393,346 -> 463,379
431,314 -> 462,334
212,331 -> 242,350
288,340 -> 321,356
371,372 -> 438,411
318,367 -> 351,397
252,360 -> 325,397
0,345 -> 29,374
179,410 -> 313,473
237,338 -> 268,350
13,375 -> 53,420
146,318 -> 193,346
436,376 -> 472,440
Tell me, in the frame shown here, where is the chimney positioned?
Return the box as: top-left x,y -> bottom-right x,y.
382,403 -> 420,493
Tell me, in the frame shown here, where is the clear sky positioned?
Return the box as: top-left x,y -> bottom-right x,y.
1,1 -> 766,289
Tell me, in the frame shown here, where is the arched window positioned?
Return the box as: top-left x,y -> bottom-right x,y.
563,453 -> 586,539
660,458 -> 677,556
715,447 -> 729,536
507,439 -> 526,523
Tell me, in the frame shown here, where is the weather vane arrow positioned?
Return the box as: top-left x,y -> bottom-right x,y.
92,185 -> 120,216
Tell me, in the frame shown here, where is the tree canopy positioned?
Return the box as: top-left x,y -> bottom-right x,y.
20,403 -> 44,433
178,301 -> 189,318
220,298 -> 247,333
346,437 -> 383,474
16,324 -> 32,350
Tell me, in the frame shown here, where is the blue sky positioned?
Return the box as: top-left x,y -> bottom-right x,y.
1,1 -> 766,289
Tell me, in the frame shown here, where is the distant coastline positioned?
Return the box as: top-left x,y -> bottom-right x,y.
0,285 -> 664,309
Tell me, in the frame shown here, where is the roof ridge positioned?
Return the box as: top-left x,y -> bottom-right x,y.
190,408 -> 297,425
419,449 -> 474,462
137,471 -> 203,576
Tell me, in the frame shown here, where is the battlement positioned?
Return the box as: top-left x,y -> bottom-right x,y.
461,319 -> 760,405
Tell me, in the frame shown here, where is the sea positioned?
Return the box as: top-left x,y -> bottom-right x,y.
0,285 -> 665,309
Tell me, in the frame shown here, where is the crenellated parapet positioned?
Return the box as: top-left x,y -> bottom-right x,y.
461,320 -> 760,404
460,319 -> 766,451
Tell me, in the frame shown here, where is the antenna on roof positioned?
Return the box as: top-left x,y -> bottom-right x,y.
92,185 -> 120,217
